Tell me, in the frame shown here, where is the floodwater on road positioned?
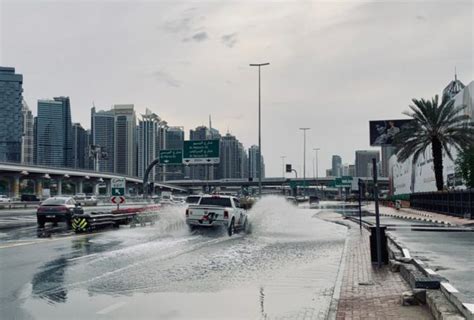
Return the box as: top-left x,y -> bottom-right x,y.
0,197 -> 347,320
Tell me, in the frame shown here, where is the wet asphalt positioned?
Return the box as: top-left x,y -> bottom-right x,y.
0,197 -> 348,319
354,210 -> 474,302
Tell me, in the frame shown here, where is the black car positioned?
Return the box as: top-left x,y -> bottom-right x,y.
37,197 -> 84,228
21,194 -> 40,202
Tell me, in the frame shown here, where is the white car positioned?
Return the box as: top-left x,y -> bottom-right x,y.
185,195 -> 248,236
82,196 -> 98,206
0,195 -> 11,203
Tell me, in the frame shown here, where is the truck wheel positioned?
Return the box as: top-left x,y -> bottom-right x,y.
227,219 -> 235,237
243,218 -> 248,234
66,219 -> 72,230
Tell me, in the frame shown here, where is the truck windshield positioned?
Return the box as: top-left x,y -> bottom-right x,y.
199,197 -> 232,207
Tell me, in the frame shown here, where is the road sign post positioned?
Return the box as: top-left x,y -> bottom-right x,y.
111,178 -> 126,210
111,196 -> 126,210
183,140 -> 220,164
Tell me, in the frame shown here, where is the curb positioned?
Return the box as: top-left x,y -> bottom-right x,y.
387,234 -> 473,320
326,224 -> 350,320
379,212 -> 454,226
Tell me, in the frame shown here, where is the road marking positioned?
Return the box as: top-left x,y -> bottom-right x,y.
96,301 -> 127,315
0,241 -> 37,249
67,253 -> 98,262
0,232 -> 96,249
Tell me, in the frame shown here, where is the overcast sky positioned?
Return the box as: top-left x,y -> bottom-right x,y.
1,0 -> 472,177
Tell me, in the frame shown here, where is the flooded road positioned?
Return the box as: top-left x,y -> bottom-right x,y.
0,197 -> 347,319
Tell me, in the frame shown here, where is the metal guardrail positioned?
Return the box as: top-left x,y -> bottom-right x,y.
0,201 -> 40,209
410,190 -> 473,219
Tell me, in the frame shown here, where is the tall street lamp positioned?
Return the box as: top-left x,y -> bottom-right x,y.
313,148 -> 320,179
299,128 -> 310,195
280,156 -> 286,177
250,62 -> 270,197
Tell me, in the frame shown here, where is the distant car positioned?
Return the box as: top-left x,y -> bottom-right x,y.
0,195 -> 11,203
186,195 -> 248,236
309,196 -> 320,209
37,196 -> 84,228
82,196 -> 98,206
21,194 -> 39,202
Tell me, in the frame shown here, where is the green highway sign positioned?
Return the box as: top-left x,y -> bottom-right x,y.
159,149 -> 183,164
289,180 -> 308,188
334,176 -> 353,188
111,177 -> 126,196
183,139 -> 220,164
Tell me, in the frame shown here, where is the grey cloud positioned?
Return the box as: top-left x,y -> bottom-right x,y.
162,7 -> 205,35
152,70 -> 181,88
193,31 -> 208,41
183,31 -> 208,43
221,33 -> 238,48
163,16 -> 193,33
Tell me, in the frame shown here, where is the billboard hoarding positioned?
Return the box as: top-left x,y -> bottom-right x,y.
369,119 -> 413,146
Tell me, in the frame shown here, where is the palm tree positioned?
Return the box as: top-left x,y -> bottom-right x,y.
393,94 -> 474,191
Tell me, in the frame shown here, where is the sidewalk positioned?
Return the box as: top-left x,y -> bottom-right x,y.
318,212 -> 433,319
366,203 -> 473,227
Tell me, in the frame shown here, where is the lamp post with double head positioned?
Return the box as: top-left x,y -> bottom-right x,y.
299,128 -> 310,196
250,62 -> 270,197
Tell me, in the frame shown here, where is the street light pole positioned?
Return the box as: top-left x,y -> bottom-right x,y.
250,62 -> 270,198
280,156 -> 286,177
299,128 -> 310,196
313,148 -> 320,179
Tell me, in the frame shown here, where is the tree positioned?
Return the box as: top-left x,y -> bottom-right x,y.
393,94 -> 474,191
456,147 -> 474,188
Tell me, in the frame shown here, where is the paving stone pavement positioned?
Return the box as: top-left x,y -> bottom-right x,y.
335,221 -> 433,320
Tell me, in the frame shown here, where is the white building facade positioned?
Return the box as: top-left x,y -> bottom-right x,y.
390,81 -> 473,195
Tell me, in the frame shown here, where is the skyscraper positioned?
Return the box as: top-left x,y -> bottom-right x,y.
72,123 -> 88,169
165,126 -> 185,180
219,133 -> 247,179
248,145 -> 265,179
35,97 -> 73,167
53,96 -> 73,167
332,155 -> 342,177
0,67 -> 24,162
137,110 -> 160,179
114,104 -> 137,176
21,100 -> 34,164
91,107 -> 115,173
355,150 -> 380,177
381,146 -> 396,177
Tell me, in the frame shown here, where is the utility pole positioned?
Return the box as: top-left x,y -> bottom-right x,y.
281,156 -> 286,177
373,158 -> 382,268
313,148 -> 320,179
299,128 -> 310,196
250,63 -> 270,197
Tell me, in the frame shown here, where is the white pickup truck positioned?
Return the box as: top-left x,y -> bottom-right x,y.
185,195 -> 248,236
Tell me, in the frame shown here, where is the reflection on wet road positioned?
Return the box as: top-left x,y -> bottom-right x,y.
0,197 -> 347,319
